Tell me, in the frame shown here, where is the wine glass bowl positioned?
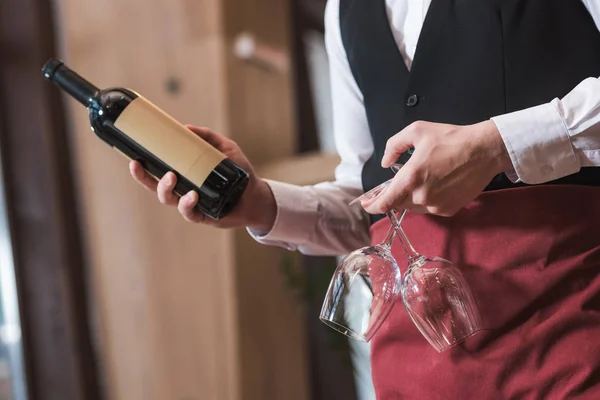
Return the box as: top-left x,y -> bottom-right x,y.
320,163 -> 483,351
319,234 -> 402,342
401,256 -> 483,352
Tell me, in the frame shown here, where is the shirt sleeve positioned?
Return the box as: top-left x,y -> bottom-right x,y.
245,0 -> 375,256
490,2 -> 600,185
491,77 -> 600,184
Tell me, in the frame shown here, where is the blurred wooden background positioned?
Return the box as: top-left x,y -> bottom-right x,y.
0,0 -> 362,398
54,0 -> 306,398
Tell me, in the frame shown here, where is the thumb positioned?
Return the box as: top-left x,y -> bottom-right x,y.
362,172 -> 411,215
185,125 -> 230,151
381,124 -> 418,168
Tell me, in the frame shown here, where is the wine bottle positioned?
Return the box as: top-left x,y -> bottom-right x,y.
42,58 -> 249,220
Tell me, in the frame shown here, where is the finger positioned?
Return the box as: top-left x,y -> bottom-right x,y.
185,125 -> 232,152
157,172 -> 178,206
381,123 -> 420,168
177,191 -> 206,223
408,205 -> 428,214
362,174 -> 412,215
364,198 -> 421,217
129,160 -> 158,192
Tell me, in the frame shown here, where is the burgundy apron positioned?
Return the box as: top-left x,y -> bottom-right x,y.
369,185 -> 600,399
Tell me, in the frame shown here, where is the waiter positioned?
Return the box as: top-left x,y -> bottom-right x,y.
130,0 -> 600,398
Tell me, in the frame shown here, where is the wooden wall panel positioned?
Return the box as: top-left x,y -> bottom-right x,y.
51,0 -> 308,398
222,0 -> 296,163
234,233 -> 309,400
221,1 -> 309,399
53,0 -> 239,399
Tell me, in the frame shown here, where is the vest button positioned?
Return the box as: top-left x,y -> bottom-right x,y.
406,94 -> 419,107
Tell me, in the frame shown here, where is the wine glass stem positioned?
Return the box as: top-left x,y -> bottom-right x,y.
383,208 -> 405,248
383,225 -> 395,248
387,210 -> 420,263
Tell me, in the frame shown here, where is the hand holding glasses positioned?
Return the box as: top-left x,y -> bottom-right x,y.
319,164 -> 483,352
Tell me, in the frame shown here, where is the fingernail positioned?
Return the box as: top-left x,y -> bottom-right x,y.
184,192 -> 196,205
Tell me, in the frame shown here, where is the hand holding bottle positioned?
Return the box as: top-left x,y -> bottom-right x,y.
42,58 -> 261,222
130,125 -> 277,231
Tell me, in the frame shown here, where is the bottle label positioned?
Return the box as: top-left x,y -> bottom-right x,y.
114,96 -> 226,187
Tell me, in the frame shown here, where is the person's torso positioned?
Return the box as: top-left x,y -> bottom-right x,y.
339,1 -> 600,398
340,0 -> 600,223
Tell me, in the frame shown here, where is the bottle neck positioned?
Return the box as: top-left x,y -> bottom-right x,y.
43,59 -> 99,107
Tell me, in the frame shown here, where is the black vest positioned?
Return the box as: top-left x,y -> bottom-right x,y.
340,0 -> 600,222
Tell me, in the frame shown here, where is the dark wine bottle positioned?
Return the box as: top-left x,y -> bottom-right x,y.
42,58 -> 249,220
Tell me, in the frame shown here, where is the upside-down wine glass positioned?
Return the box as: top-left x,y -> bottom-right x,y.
319,164 -> 483,352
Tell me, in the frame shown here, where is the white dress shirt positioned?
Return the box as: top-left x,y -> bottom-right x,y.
249,0 -> 600,256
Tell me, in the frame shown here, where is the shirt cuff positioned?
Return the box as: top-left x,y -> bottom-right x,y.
246,179 -> 319,251
491,101 -> 580,184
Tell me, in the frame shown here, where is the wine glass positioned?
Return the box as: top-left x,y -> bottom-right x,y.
319,165 -> 483,351
385,209 -> 483,352
318,207 -> 403,342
